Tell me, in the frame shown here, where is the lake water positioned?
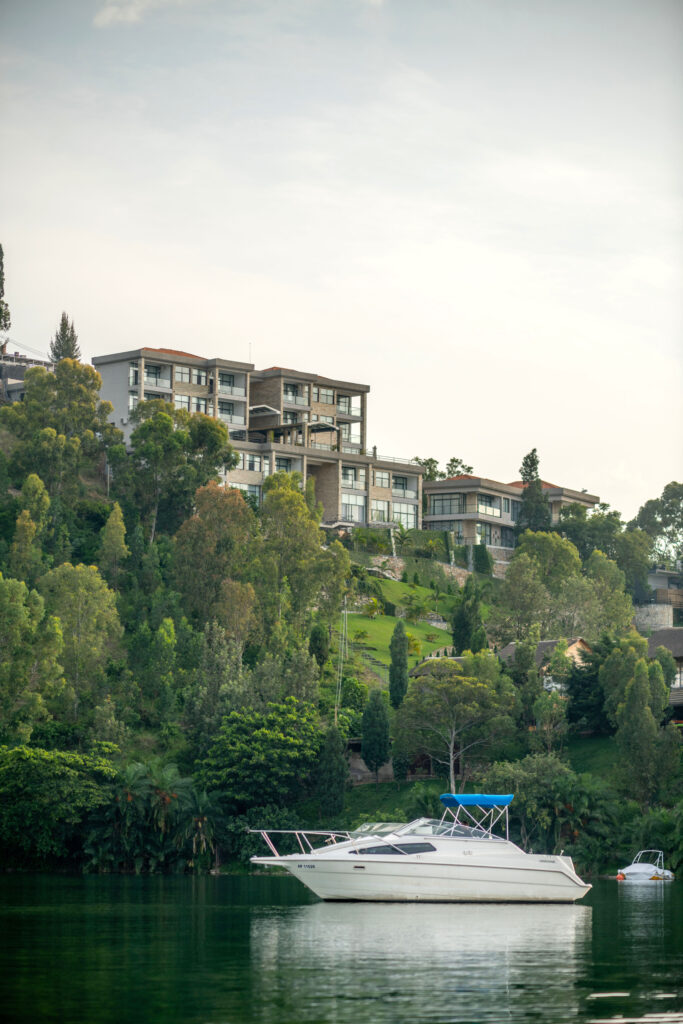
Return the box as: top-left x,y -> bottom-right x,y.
1,875 -> 682,1024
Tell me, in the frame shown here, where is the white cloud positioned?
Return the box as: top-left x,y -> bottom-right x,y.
93,0 -> 199,28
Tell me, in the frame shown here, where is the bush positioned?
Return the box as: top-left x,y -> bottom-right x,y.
472,544 -> 493,575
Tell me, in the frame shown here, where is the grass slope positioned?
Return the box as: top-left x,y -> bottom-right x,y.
346,612 -> 452,675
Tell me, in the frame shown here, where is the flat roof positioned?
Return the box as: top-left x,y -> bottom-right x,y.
252,366 -> 370,393
92,347 -> 254,371
423,474 -> 598,503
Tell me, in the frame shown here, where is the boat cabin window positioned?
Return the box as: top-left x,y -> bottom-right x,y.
349,842 -> 436,856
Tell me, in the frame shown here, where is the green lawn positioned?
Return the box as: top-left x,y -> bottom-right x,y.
377,578 -> 455,619
565,735 -> 619,777
346,611 -> 452,674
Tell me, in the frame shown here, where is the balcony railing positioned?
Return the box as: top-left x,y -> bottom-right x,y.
392,488 -> 418,501
219,414 -> 246,425
283,393 -> 309,406
143,377 -> 172,391
218,384 -> 246,397
478,504 -> 501,518
309,442 -> 334,451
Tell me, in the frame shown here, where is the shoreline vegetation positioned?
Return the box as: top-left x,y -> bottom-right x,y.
0,359 -> 681,878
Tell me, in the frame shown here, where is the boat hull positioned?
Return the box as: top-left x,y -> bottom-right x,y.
253,854 -> 591,904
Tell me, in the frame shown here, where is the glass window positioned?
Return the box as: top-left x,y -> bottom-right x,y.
128,392 -> 139,411
340,421 -> 361,443
174,394 -> 190,411
193,397 -> 207,413
218,400 -> 234,416
511,500 -> 521,523
144,363 -> 160,383
283,410 -> 299,424
231,482 -> 261,502
192,369 -> 207,386
342,493 -> 366,523
319,414 -> 334,424
503,497 -> 510,514
374,470 -> 390,488
370,499 -> 390,522
349,842 -> 436,856
276,457 -> 291,472
238,453 -> 261,472
175,366 -> 190,383
128,362 -> 139,386
342,466 -> 366,488
476,523 -> 492,544
478,494 -> 501,518
313,386 -> 334,404
392,502 -> 417,529
500,526 -> 515,548
337,394 -> 350,414
219,372 -> 234,388
430,495 -> 464,516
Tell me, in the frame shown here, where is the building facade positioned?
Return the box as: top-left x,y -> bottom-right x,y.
422,474 -> 600,555
92,347 -> 423,531
0,341 -> 54,403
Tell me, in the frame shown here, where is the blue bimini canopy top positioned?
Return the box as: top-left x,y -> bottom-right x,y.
440,793 -> 514,808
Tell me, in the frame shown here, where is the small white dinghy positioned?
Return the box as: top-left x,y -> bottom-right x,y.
616,850 -> 675,882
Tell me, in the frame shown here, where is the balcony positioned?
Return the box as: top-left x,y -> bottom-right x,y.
477,503 -> 501,518
309,441 -> 335,451
283,393 -> 309,407
219,413 -> 246,426
218,384 -> 246,397
143,377 -> 172,391
392,488 -> 418,501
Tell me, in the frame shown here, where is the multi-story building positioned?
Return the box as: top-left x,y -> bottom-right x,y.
92,347 -> 423,530
0,341 -> 54,403
423,474 -> 599,555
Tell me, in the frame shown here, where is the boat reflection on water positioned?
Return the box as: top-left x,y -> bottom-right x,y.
250,901 -> 592,1023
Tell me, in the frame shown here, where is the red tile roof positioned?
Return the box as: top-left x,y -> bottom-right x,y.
142,347 -> 202,359
507,480 -> 560,489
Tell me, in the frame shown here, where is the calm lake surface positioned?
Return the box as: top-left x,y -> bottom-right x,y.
1,874 -> 682,1024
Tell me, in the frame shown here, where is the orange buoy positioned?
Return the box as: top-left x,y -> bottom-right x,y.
616,872 -> 625,881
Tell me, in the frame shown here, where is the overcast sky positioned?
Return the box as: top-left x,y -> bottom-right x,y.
2,0 -> 681,518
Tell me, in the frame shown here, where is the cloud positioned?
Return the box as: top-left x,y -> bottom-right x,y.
93,0 -> 198,28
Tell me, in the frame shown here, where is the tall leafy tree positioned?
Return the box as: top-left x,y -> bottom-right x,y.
173,482 -> 256,623
0,244 -> 10,333
515,448 -> 551,535
198,697 -> 321,812
630,481 -> 683,564
49,312 -> 81,362
111,400 -> 236,543
389,619 -> 409,708
317,725 -> 349,815
0,361 -> 120,495
0,573 -> 65,744
616,659 -> 660,808
361,689 -> 390,784
98,502 -> 130,588
451,576 -> 487,653
38,562 -> 123,703
395,657 -> 516,792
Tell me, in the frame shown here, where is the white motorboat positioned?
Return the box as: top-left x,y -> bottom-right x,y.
616,850 -> 675,882
250,793 -> 591,903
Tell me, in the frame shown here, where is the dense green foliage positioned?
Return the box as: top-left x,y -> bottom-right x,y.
0,362 -> 680,873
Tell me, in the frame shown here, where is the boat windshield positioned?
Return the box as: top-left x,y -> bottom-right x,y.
396,818 -> 504,841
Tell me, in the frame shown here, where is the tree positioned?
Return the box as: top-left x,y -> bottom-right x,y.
0,361 -> 121,496
395,657 -> 516,792
616,659 -> 659,807
487,553 -> 549,644
389,620 -> 409,708
451,576 -> 487,654
49,312 -> 81,362
361,689 -> 390,784
515,531 -> 581,595
515,449 -> 551,535
317,725 -> 349,814
8,510 -> 42,584
445,457 -> 474,478
198,697 -> 321,813
38,562 -> 123,702
0,244 -> 10,333
630,481 -> 683,564
173,482 -> 256,623
98,502 -> 130,588
19,474 -> 50,538
412,457 -> 443,481
0,573 -> 65,744
0,746 -> 117,866
181,622 -> 244,759
309,622 -> 330,669
532,691 -> 568,754
111,401 -> 237,544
